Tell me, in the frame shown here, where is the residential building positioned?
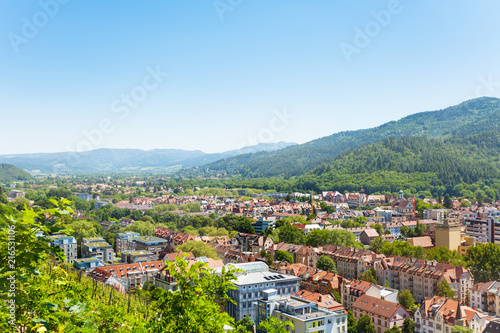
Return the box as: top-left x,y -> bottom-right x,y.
300,270 -> 344,296
407,236 -> 434,249
320,246 -> 383,280
121,250 -> 155,263
341,280 -> 398,310
352,294 -> 411,333
435,216 -> 461,251
48,234 -> 77,264
458,235 -> 477,257
8,190 -> 25,198
483,319 -> 500,333
414,296 -> 487,333
134,236 -> 169,260
252,217 -> 276,234
115,231 -> 140,253
423,209 -> 447,223
226,262 -> 301,322
293,290 -> 345,312
255,289 -> 347,333
154,256 -> 224,292
89,260 -> 164,291
469,281 -> 500,316
465,217 -> 500,244
360,229 -> 380,245
73,258 -> 101,271
81,237 -> 115,263
76,193 -> 93,201
374,256 -> 474,303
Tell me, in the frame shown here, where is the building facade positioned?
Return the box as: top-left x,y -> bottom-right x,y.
48,235 -> 78,264
226,262 -> 301,322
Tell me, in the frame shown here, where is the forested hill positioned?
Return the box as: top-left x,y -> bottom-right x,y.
0,163 -> 33,183
294,131 -> 500,194
202,97 -> 500,178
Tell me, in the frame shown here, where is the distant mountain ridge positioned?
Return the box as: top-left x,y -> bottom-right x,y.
0,164 -> 33,183
202,97 -> 500,178
0,142 -> 296,173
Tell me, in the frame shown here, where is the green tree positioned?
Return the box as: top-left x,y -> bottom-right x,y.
258,316 -> 294,333
260,250 -> 274,267
175,241 -> 219,259
356,314 -> 376,333
436,280 -> 455,298
275,223 -> 305,245
359,268 -> 378,284
385,326 -> 401,333
236,315 -> 254,332
443,194 -> 453,209
369,236 -> 387,252
148,255 -> 239,332
401,319 -> 415,333
123,220 -> 155,236
465,243 -> 500,283
347,310 -> 357,333
372,223 -> 384,236
316,255 -> 338,273
398,290 -> 415,312
275,250 -> 294,264
451,326 -> 473,333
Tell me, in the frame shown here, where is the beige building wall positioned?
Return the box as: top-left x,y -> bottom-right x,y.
435,217 -> 461,251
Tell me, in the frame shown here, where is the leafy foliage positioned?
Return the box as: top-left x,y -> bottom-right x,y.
465,243 -> 500,283
436,280 -> 455,299
147,255 -> 239,332
316,255 -> 337,273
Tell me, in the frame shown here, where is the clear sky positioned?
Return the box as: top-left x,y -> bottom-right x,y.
1,0 -> 499,155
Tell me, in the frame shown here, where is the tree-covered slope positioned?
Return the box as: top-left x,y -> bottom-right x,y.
0,163 -> 33,182
294,131 -> 500,194
204,97 -> 500,178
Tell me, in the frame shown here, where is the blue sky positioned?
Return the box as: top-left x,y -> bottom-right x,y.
1,0 -> 499,154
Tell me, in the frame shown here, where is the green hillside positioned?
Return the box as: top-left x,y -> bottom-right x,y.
204,97 -> 500,178
0,163 -> 33,183
294,131 -> 500,197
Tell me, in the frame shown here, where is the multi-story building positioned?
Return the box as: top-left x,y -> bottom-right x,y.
8,190 -> 25,198
414,296 -> 487,333
89,260 -> 164,291
252,217 -> 276,235
255,289 -> 347,333
48,234 -> 78,264
341,280 -> 398,310
374,256 -> 474,303
423,209 -> 447,223
469,281 -> 500,316
115,231 -> 140,253
226,262 -> 301,322
435,216 -> 461,251
465,217 -> 500,244
121,250 -> 155,264
81,237 -> 115,263
320,246 -> 384,280
73,258 -> 101,271
352,294 -> 411,333
134,236 -> 169,260
76,193 -> 93,201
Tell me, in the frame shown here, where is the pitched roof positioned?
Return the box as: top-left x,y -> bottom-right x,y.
352,294 -> 407,319
407,236 -> 434,248
293,290 -> 345,312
